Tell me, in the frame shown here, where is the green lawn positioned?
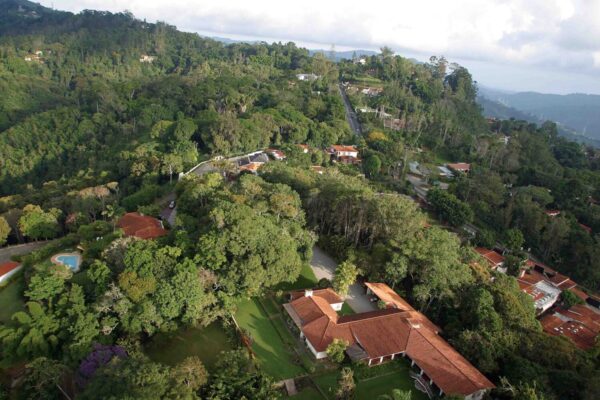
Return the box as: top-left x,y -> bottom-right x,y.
289,386 -> 323,400
312,360 -> 427,400
355,370 -> 427,400
338,302 -> 355,316
0,275 -> 26,324
235,298 -> 305,380
275,262 -> 318,291
145,322 -> 235,370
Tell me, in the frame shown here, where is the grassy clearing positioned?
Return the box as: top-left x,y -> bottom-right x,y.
0,274 -> 25,324
235,298 -> 305,380
312,360 -> 427,400
289,386 -> 324,400
145,322 -> 235,370
275,262 -> 318,291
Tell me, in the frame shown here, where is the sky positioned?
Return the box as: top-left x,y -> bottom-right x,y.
38,0 -> 600,95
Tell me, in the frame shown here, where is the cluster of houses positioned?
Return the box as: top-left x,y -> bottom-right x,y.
284,283 -> 495,399
475,247 -> 600,349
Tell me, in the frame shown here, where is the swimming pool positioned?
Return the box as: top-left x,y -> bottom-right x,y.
51,253 -> 81,272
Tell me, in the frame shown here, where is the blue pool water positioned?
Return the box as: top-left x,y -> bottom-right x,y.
56,255 -> 81,272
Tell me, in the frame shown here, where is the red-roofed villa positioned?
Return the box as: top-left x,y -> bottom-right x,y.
117,212 -> 168,240
283,283 -> 494,399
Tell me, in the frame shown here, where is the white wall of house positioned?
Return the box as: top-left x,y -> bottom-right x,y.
306,339 -> 328,359
0,265 -> 22,285
336,151 -> 358,158
331,302 -> 343,311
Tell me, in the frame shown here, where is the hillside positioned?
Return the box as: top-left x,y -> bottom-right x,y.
477,94 -> 600,147
479,86 -> 600,140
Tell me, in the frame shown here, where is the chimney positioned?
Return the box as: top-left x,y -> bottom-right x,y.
305,289 -> 313,297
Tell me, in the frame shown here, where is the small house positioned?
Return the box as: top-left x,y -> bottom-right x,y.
447,163 -> 471,174
139,54 -> 156,63
328,145 -> 360,164
474,247 -> 506,273
267,149 -> 286,160
296,73 -> 319,81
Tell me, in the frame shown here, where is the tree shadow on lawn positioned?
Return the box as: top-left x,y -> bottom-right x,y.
245,317 -> 305,380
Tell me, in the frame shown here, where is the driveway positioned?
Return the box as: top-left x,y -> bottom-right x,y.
309,245 -> 376,313
0,241 -> 51,263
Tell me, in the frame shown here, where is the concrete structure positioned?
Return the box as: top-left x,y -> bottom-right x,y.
296,73 -> 319,81
139,54 -> 156,63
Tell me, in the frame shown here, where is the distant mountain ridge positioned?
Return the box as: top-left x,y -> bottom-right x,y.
478,86 -> 600,142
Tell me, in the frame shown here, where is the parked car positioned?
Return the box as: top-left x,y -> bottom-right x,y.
168,200 -> 176,209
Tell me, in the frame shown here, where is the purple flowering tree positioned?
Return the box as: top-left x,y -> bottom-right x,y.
77,343 -> 127,388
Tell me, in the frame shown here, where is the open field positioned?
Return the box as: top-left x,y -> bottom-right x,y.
235,298 -> 305,380
145,322 -> 235,370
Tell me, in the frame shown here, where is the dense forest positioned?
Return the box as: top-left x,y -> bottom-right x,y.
0,1 -> 599,399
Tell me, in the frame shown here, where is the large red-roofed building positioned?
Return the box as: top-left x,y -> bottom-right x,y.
117,212 -> 168,240
540,304 -> 600,349
284,283 -> 494,399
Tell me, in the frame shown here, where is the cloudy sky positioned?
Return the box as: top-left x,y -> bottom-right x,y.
39,0 -> 600,94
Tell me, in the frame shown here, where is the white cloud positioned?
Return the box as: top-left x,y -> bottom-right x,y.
38,0 -> 600,93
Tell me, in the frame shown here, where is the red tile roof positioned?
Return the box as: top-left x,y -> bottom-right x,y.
285,284 -> 494,396
569,287 -> 589,302
524,260 -> 575,289
117,212 -> 167,240
541,304 -> 600,349
447,163 -> 471,172
0,261 -> 21,278
474,248 -> 505,268
545,210 -> 561,217
289,288 -> 343,304
330,145 -> 358,153
579,223 -> 592,234
365,282 -> 415,311
239,162 -> 262,172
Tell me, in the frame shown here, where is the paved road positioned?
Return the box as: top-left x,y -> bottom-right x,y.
0,241 -> 51,263
406,174 -> 429,201
338,83 -> 362,136
309,245 -> 376,313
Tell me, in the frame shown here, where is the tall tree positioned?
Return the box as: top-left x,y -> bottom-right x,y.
333,261 -> 358,297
